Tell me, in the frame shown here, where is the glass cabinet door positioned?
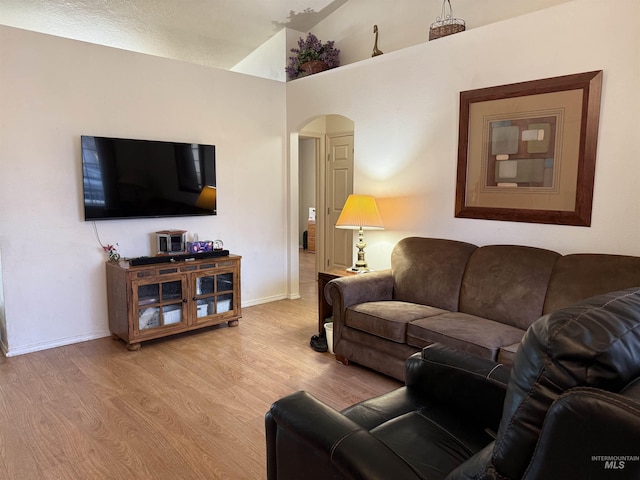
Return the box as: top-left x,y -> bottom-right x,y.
133,275 -> 187,334
215,273 -> 234,313
193,270 -> 235,322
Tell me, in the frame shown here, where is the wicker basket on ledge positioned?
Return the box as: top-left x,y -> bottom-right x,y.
429,0 -> 466,40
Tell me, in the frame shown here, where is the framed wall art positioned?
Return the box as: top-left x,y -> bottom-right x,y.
455,70 -> 603,226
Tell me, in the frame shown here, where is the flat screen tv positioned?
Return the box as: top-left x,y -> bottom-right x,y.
82,135 -> 216,220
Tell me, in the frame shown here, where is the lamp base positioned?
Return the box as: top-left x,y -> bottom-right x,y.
353,227 -> 370,272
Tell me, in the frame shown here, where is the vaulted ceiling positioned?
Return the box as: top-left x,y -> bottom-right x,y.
0,0 -> 349,69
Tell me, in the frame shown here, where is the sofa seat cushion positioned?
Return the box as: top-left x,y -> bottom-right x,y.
370,410 -> 489,480
346,301 -> 448,343
498,343 -> 520,367
407,313 -> 525,361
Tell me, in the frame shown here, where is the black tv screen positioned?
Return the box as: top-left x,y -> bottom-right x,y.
82,136 -> 216,220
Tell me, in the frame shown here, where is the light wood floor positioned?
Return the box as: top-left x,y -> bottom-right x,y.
0,251 -> 401,479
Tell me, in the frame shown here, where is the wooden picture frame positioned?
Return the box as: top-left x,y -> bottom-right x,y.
455,71 -> 603,226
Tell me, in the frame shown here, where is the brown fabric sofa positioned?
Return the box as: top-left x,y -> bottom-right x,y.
325,237 -> 640,380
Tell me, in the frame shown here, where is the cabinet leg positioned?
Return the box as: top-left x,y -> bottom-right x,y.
228,319 -> 239,327
127,342 -> 141,351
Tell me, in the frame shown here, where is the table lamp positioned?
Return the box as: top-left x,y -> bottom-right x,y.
336,194 -> 384,272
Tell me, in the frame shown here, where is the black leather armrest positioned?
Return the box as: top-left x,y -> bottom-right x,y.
405,344 -> 510,433
522,388 -> 640,480
266,391 -> 422,480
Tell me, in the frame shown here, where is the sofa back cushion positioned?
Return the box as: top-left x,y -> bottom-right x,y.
543,253 -> 640,314
391,237 -> 477,311
459,245 -> 560,330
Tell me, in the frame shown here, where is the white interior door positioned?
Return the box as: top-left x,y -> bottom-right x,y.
325,134 -> 353,271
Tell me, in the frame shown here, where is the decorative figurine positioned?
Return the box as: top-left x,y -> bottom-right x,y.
372,25 -> 383,57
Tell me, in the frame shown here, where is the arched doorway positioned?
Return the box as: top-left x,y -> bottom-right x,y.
292,114 -> 355,297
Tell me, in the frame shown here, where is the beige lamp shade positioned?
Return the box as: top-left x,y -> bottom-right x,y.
336,194 -> 384,230
195,185 -> 217,211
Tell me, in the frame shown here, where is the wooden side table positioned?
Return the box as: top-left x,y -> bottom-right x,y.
317,269 -> 356,335
307,220 -> 316,253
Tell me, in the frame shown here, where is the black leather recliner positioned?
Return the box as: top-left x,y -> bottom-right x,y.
265,288 -> 640,479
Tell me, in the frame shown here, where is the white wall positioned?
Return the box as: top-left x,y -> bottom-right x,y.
0,250 -> 5,347
299,138 -> 316,246
312,0 -> 573,67
287,0 -> 640,271
231,28 -> 286,81
233,0 -> 572,81
231,28 -> 305,82
0,26 -> 287,355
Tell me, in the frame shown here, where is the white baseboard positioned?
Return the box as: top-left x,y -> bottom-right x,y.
241,294 -> 288,307
4,295 -> 297,357
4,330 -> 112,357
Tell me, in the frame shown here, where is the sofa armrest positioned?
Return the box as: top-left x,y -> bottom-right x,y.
405,343 -> 510,434
325,269 -> 393,308
324,270 -> 393,338
521,388 -> 640,480
266,391 -> 422,480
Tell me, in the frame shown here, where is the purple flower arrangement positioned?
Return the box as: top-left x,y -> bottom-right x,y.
286,33 -> 340,80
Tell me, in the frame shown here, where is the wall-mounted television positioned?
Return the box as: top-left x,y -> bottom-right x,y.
82,135 -> 216,221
